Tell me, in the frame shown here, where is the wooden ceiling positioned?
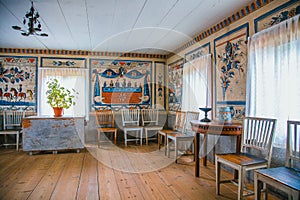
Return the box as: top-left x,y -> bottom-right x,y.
0,0 -> 254,54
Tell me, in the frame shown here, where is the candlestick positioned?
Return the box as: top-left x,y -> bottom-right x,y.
199,107 -> 212,122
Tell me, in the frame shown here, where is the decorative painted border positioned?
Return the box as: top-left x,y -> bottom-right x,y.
0,48 -> 168,59
154,61 -> 166,109
0,0 -> 276,59
90,59 -> 153,111
214,23 -> 249,120
0,55 -> 38,111
41,57 -> 86,68
173,0 -> 274,54
254,0 -> 300,32
184,42 -> 211,63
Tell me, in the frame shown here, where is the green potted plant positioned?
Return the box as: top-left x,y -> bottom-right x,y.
46,78 -> 78,117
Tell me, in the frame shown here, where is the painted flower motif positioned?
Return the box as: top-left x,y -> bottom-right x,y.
218,40 -> 245,100
119,93 -> 127,103
0,66 -> 28,84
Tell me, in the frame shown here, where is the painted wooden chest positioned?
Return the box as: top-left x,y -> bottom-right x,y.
22,116 -> 85,154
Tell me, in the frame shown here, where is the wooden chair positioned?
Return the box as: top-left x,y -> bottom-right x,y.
254,120 -> 300,200
121,108 -> 143,146
95,110 -> 117,146
0,110 -> 25,151
215,117 -> 277,200
166,111 -> 199,163
141,109 -> 163,145
158,111 -> 186,156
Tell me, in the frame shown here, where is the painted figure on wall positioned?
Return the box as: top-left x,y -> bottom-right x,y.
168,60 -> 183,111
0,57 -> 37,111
91,60 -> 151,110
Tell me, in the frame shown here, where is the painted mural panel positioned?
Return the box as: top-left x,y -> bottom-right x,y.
0,56 -> 37,111
41,57 -> 86,68
214,23 -> 249,120
168,59 -> 184,112
184,42 -> 211,62
154,62 -> 166,109
254,0 -> 300,33
91,59 -> 152,110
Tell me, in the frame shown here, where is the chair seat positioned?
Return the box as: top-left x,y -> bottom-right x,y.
159,130 -> 179,136
144,126 -> 163,131
167,132 -> 188,139
256,166 -> 300,191
217,153 -> 268,166
98,127 -> 117,132
0,130 -> 20,135
124,126 -> 143,130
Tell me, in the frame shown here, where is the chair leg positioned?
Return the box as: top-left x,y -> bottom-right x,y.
215,158 -> 221,195
114,130 -> 117,144
16,132 -> 19,151
263,183 -> 268,200
164,135 -> 167,156
193,140 -> 195,161
97,130 -> 100,147
158,134 -> 161,150
254,172 -> 263,200
124,130 -> 127,147
238,167 -> 244,200
291,191 -> 299,200
140,130 -> 143,146
4,134 -> 7,148
175,139 -> 178,163
167,138 -> 170,158
145,129 -> 148,145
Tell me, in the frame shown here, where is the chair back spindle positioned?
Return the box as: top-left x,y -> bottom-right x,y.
174,111 -> 186,133
184,111 -> 199,135
242,117 -> 277,167
121,109 -> 140,126
95,110 -> 115,128
141,109 -> 159,126
3,110 -> 25,130
286,120 -> 300,168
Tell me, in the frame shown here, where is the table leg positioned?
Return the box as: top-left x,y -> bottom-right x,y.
203,134 -> 207,166
195,132 -> 200,177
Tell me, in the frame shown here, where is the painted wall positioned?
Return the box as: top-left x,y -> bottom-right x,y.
167,0 -> 300,120
166,1 -> 299,193
0,54 -> 166,113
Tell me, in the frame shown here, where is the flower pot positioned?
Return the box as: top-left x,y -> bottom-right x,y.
53,107 -> 64,117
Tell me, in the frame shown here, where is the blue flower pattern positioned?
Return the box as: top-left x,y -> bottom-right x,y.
218,40 -> 245,100
0,66 -> 29,84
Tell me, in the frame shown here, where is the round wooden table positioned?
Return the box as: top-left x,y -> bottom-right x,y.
191,120 -> 243,177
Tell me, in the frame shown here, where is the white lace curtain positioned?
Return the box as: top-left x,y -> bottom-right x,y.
182,54 -> 212,119
38,68 -> 89,118
246,14 -> 300,147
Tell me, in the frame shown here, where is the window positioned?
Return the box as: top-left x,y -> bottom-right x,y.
182,54 -> 212,119
38,68 -> 89,119
246,14 -> 300,147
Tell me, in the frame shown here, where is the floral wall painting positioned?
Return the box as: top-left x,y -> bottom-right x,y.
0,56 -> 37,111
184,42 -> 211,63
168,59 -> 184,112
254,0 -> 300,33
91,59 -> 152,110
154,62 -> 166,109
214,23 -> 249,120
41,57 -> 86,68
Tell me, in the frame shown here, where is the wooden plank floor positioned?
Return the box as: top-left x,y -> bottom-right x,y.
0,143 -> 282,200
